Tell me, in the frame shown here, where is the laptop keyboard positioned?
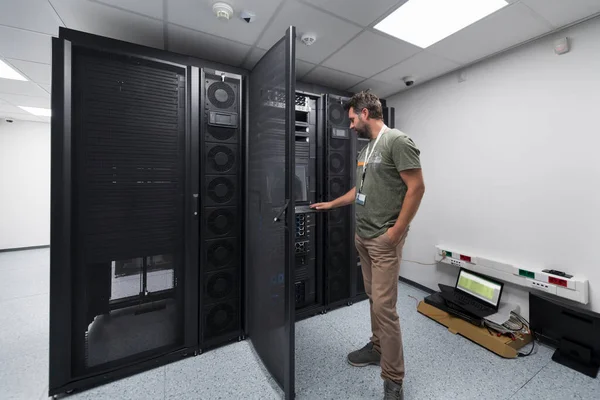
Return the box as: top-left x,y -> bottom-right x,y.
455,293 -> 489,310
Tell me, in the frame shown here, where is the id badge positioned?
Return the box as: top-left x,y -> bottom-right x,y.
356,193 -> 366,206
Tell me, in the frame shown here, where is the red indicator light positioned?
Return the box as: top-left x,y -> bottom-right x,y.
460,255 -> 472,263
549,277 -> 567,287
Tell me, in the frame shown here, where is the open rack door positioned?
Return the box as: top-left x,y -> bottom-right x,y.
49,36 -> 200,396
246,27 -> 296,399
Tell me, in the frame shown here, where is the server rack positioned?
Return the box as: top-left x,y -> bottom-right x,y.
49,27 -> 250,398
321,94 -> 356,310
199,68 -> 245,349
49,34 -> 201,396
293,92 -> 326,321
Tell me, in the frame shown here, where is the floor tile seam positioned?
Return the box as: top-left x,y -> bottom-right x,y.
505,361 -> 549,399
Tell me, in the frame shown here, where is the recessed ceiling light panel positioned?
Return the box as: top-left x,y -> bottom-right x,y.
374,0 -> 508,48
0,60 -> 27,81
19,106 -> 51,117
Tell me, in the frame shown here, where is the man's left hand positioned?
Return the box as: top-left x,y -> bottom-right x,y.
385,226 -> 405,246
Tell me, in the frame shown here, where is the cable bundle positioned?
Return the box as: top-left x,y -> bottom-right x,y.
484,311 -> 536,357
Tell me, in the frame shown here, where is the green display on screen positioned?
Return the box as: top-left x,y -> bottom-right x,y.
458,275 -> 494,300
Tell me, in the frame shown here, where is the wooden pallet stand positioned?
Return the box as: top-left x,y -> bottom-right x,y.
417,301 -> 531,358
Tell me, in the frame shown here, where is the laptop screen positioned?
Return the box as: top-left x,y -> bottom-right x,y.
456,270 -> 502,307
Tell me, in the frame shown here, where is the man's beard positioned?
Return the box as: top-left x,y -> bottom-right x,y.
355,124 -> 372,139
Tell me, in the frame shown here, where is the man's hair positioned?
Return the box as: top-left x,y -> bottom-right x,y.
343,90 -> 383,120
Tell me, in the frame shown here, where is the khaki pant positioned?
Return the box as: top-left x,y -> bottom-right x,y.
355,229 -> 408,383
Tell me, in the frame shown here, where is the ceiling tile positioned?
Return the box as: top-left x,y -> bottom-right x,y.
0,27 -> 52,64
168,25 -> 251,67
296,60 -> 316,79
372,50 -> 460,85
323,31 -> 421,78
49,0 -> 165,49
348,79 -> 406,99
521,0 -> 600,28
5,60 -> 51,85
0,99 -> 29,115
0,93 -> 50,108
427,2 -> 553,65
257,0 -> 362,64
303,66 -> 364,90
243,47 -> 267,70
0,79 -> 49,98
302,0 -> 400,27
0,112 -> 43,122
96,0 -> 165,20
0,0 -> 64,35
168,0 -> 283,46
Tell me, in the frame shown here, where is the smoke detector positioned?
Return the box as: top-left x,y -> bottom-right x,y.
301,33 -> 317,46
213,2 -> 234,21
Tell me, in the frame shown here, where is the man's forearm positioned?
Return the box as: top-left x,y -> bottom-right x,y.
392,187 -> 424,233
331,187 -> 356,208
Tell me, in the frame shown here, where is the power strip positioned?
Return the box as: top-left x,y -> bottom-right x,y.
434,244 -> 589,304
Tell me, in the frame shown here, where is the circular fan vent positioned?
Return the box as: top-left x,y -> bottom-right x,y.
208,126 -> 235,141
208,146 -> 235,173
330,227 -> 344,246
329,153 -> 345,174
208,81 -> 236,109
208,177 -> 235,204
207,271 -> 234,300
207,240 -> 235,269
328,276 -> 346,300
206,303 -> 234,334
328,251 -> 346,274
329,103 -> 346,126
330,136 -> 346,149
329,178 -> 345,198
208,209 -> 234,236
329,208 -> 344,224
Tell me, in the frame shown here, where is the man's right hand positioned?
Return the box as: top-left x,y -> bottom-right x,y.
310,202 -> 334,210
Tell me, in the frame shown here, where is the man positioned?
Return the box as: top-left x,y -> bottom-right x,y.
310,91 -> 425,400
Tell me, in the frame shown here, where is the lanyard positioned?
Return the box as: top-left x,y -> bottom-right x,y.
359,124 -> 387,193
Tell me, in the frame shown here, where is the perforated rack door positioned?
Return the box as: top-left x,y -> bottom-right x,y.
69,47 -> 187,376
246,26 -> 297,400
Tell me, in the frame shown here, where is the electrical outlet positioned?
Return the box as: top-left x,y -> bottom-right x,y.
450,259 -> 463,267
527,278 -> 557,295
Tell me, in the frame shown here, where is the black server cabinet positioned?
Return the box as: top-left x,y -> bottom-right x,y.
322,94 -> 356,309
293,92 -> 325,321
245,27 -> 297,399
199,68 -> 244,348
50,38 -> 200,396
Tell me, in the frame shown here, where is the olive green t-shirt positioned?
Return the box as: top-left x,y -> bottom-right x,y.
355,128 -> 421,239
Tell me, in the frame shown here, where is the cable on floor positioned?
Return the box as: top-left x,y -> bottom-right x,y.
408,295 -> 420,308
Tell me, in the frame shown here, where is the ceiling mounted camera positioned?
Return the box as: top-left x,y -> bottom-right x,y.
402,76 -> 415,87
240,10 -> 256,23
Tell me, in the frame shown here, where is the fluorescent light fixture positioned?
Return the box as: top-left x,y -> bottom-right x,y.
19,106 -> 51,117
375,0 -> 508,48
0,59 -> 28,81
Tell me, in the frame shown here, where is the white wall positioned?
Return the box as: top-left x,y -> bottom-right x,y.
0,120 -> 50,250
389,16 -> 600,317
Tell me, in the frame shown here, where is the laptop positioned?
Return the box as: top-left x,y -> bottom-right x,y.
438,268 -> 504,318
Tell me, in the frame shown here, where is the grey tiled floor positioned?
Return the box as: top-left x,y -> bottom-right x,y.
1,248 -> 598,399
